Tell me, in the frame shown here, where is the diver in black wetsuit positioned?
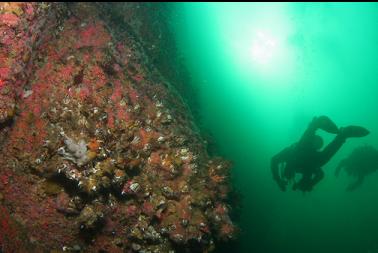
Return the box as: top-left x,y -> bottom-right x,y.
271,116 -> 370,192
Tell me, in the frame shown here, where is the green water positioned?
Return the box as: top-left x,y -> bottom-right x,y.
170,3 -> 378,253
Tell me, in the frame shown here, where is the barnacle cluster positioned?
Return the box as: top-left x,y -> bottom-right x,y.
58,134 -> 90,167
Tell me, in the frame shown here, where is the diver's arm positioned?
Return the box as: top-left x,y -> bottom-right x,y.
271,148 -> 290,191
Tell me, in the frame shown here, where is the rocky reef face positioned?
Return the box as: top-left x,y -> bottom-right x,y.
0,3 -> 236,252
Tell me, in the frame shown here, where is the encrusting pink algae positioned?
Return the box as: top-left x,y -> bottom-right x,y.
0,3 -> 237,252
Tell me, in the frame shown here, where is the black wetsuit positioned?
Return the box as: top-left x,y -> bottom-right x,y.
271,119 -> 346,191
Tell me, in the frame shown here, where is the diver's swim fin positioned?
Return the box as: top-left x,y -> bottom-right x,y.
316,116 -> 339,134
340,126 -> 370,138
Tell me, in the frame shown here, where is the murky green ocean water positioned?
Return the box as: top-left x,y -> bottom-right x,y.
169,3 -> 378,253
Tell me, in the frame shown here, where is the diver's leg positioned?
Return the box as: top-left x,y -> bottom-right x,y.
297,116 -> 339,149
320,126 -> 370,166
296,118 -> 318,149
319,134 -> 346,166
316,116 -> 339,134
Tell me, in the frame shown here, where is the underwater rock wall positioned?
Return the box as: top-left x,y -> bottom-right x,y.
0,2 -> 65,147
100,3 -> 201,123
0,3 -> 235,252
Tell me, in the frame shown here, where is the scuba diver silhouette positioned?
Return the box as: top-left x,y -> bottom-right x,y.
335,145 -> 378,191
271,116 -> 370,192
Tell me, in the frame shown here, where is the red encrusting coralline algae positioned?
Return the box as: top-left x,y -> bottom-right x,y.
0,2 -> 237,252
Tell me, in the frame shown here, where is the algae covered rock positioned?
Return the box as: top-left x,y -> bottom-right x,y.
0,3 -> 236,252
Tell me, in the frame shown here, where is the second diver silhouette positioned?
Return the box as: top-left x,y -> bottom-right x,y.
271,116 -> 370,192
335,145 -> 378,191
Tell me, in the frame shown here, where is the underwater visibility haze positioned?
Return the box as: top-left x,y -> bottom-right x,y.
171,2 -> 378,253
